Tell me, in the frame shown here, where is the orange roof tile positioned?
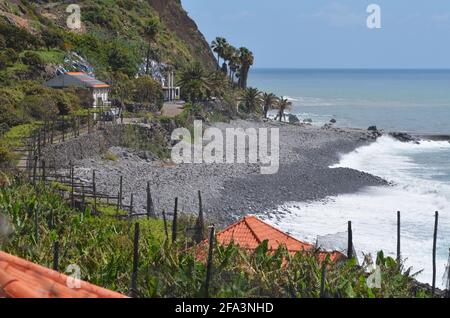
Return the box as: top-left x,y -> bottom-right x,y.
198,216 -> 346,263
0,252 -> 127,298
217,216 -> 314,252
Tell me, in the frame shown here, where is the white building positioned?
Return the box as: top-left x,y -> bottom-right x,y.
161,71 -> 180,102
44,72 -> 111,108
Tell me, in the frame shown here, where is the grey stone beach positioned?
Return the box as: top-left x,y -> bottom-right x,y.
58,120 -> 388,226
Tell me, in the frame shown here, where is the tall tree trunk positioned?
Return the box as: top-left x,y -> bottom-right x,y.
240,64 -> 250,89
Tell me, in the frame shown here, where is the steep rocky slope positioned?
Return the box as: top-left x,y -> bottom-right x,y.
0,0 -> 217,71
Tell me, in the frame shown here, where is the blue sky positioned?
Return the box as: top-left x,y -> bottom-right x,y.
182,0 -> 450,69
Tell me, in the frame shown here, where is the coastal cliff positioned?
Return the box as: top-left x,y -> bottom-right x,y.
0,0 -> 217,72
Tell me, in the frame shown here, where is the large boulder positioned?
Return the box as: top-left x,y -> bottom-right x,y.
288,114 -> 300,123
389,132 -> 420,143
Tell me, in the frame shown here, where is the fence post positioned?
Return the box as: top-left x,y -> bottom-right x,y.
162,210 -> 169,240
62,116 -> 65,142
432,211 -> 439,297
34,207 -> 39,242
194,190 -> 205,243
32,155 -> 38,185
37,131 -> 41,158
70,162 -> 74,208
130,193 -> 134,217
397,211 -> 401,265
129,222 -> 140,298
446,248 -> 450,298
119,176 -> 123,209
204,225 -> 215,298
51,120 -> 54,144
116,192 -> 120,215
347,221 -> 353,260
320,262 -> 327,298
53,240 -> 59,271
87,111 -> 91,134
146,182 -> 154,219
172,198 -> 178,243
41,160 -> 46,184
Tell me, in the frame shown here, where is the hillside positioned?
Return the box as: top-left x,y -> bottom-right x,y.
0,0 -> 217,75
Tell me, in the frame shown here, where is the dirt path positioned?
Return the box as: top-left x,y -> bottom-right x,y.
161,102 -> 184,117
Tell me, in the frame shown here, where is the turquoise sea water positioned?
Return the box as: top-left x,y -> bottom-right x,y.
250,69 -> 450,287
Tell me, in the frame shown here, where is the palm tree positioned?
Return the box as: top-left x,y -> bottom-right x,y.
238,47 -> 254,89
241,87 -> 262,113
261,93 -> 279,119
275,97 -> 292,122
178,62 -> 212,103
223,45 -> 240,85
211,37 -> 228,70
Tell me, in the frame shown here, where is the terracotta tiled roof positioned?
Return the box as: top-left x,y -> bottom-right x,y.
199,216 -> 346,263
217,216 -> 314,253
0,251 -> 127,298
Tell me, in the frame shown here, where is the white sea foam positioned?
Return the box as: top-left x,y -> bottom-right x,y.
261,136 -> 450,288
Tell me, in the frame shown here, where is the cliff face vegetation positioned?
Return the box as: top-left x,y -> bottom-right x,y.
147,0 -> 217,70
0,0 -> 217,73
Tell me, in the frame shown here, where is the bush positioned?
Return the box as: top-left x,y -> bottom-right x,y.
132,76 -> 164,110
0,142 -> 12,165
21,52 -> 45,73
20,95 -> 58,121
108,44 -> 139,77
41,28 -> 64,50
0,20 -> 38,51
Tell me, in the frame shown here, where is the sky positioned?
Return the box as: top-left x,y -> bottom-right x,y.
182,0 -> 450,69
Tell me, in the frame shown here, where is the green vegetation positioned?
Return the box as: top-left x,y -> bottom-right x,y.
0,181 -> 428,298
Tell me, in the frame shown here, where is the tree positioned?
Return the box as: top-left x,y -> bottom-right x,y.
211,37 -> 228,70
145,18 -> 160,42
241,87 -> 262,113
275,97 -> 292,122
132,76 -> 164,109
238,47 -> 254,89
108,44 -> 138,77
178,62 -> 212,103
111,73 -> 133,108
222,44 -> 239,83
262,93 -> 279,119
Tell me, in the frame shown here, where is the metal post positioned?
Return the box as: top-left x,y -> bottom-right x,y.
432,211 -> 439,296
397,211 -> 401,265
172,198 -> 178,243
347,221 -> 353,260
320,262 -> 327,298
204,225 -> 215,298
162,210 -> 169,240
129,222 -> 140,298
119,176 -> 123,209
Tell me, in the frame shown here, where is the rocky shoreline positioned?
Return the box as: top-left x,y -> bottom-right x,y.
66,120 -> 388,226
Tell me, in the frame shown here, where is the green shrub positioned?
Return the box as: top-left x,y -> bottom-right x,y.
0,181 -> 429,298
132,76 -> 164,109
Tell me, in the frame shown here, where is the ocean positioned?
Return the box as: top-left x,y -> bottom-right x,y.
249,69 -> 450,288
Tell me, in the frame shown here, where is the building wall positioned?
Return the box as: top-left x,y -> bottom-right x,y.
93,88 -> 110,107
